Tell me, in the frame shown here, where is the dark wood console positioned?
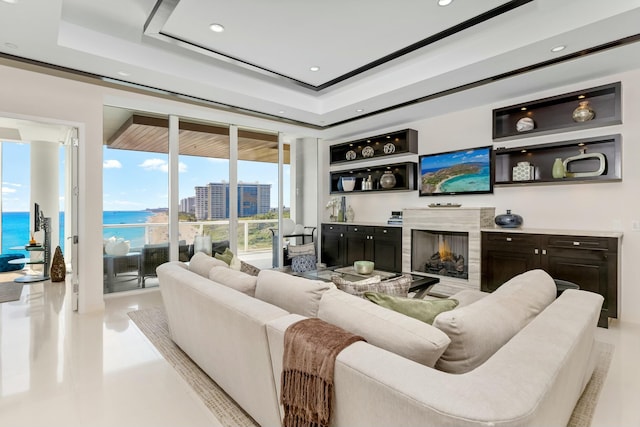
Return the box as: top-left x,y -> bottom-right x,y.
481,229 -> 620,328
321,223 -> 402,273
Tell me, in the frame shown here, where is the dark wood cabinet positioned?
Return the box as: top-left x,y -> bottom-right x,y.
481,231 -> 619,327
321,223 -> 402,272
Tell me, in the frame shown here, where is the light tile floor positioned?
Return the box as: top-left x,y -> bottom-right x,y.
0,276 -> 639,426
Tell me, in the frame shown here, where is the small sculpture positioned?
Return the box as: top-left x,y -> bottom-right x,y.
50,245 -> 66,282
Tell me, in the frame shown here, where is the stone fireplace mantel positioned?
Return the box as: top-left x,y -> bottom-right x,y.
402,207 -> 495,296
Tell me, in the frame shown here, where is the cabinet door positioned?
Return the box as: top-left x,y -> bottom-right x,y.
481,232 -> 541,292
543,235 -> 618,321
372,227 -> 402,272
344,226 -> 373,265
320,224 -> 345,267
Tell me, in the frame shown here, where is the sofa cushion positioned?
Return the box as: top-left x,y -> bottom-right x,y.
331,275 -> 381,297
255,270 -> 333,317
433,269 -> 557,374
377,274 -> 413,297
364,292 -> 459,324
208,266 -> 258,297
317,288 -> 451,367
188,252 -> 228,277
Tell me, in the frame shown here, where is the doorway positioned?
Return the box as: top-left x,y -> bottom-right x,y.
0,116 -> 79,308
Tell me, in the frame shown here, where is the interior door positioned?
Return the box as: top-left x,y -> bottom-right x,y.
69,128 -> 80,311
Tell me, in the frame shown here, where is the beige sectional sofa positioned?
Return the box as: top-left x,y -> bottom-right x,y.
157,253 -> 604,427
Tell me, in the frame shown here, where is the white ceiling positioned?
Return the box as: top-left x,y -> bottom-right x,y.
2,0 -> 640,139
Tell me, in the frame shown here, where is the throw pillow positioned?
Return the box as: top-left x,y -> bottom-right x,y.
240,260 -> 261,277
215,247 -> 234,265
331,274 -> 381,298
286,242 -> 316,259
291,254 -> 317,273
364,292 -> 459,325
377,274 -> 413,297
104,238 -> 130,256
229,254 -> 242,271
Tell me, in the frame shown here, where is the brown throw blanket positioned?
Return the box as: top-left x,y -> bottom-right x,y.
281,318 -> 365,427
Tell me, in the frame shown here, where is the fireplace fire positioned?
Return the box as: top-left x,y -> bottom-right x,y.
411,230 -> 468,279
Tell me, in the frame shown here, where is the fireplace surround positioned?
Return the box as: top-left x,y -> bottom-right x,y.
403,207 -> 495,295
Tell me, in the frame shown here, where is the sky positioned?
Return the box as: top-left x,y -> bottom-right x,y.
102,146 -> 290,211
1,141 -> 290,212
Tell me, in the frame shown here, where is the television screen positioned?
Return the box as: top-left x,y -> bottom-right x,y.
419,146 -> 494,196
34,202 -> 41,232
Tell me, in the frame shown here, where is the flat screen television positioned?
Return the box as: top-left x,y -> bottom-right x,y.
34,202 -> 41,232
418,146 -> 494,196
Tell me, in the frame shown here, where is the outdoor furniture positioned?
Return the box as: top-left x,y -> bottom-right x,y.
269,219 -> 317,267
103,252 -> 141,292
139,242 -> 190,287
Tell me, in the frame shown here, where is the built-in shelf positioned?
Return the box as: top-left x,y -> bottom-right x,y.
492,82 -> 621,141
330,161 -> 417,194
494,134 -> 622,186
330,129 -> 418,165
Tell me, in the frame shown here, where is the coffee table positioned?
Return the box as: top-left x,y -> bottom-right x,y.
296,265 -> 439,298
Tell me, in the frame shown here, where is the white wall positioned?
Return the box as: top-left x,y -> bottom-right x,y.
323,69 -> 640,325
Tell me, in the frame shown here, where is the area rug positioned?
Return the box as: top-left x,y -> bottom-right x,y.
0,282 -> 24,303
129,307 -> 613,427
128,307 -> 259,427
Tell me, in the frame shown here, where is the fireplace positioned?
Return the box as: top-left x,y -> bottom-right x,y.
402,207 -> 495,295
411,230 -> 468,279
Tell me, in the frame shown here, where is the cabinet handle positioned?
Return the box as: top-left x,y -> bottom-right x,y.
542,249 -> 547,255
573,241 -> 580,246
506,237 -> 512,242
354,228 -> 358,232
383,230 -> 388,233
534,249 -> 539,254
340,233 -> 343,237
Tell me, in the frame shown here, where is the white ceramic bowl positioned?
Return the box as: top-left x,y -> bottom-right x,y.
354,260 -> 375,274
341,177 -> 356,192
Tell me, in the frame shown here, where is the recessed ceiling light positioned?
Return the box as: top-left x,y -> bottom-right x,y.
4,42 -> 18,49
278,110 -> 285,114
309,66 -> 320,72
356,109 -> 364,113
209,23 -> 225,33
1,0 -> 18,4
117,71 -> 130,77
438,0 -> 453,6
521,107 -> 527,111
551,45 -> 566,52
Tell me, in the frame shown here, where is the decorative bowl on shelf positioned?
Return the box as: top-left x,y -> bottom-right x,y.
354,260 -> 374,274
341,176 -> 356,192
494,209 -> 523,228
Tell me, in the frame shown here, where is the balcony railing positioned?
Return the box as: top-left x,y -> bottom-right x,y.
103,218 -> 278,253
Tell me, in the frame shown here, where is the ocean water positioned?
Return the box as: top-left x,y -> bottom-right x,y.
439,166 -> 491,193
1,210 -> 153,255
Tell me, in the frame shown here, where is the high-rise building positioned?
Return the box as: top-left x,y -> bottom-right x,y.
193,182 -> 271,220
179,196 -> 195,214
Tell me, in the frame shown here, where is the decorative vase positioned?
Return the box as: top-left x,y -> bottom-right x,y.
552,158 -> 566,179
50,245 -> 66,282
572,100 -> 595,122
338,196 -> 346,222
494,210 -> 523,228
380,170 -> 396,189
346,205 -> 355,222
512,161 -> 535,181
